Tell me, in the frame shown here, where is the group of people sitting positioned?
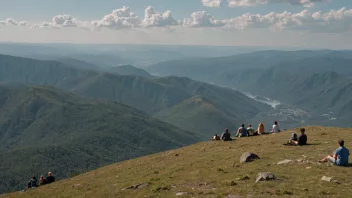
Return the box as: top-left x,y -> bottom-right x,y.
213,121 -> 281,141
212,124 -> 350,167
25,172 -> 55,191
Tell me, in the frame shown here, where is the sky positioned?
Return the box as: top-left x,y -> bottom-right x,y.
0,0 -> 351,49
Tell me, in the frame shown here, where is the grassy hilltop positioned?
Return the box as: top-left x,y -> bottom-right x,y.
5,126 -> 352,198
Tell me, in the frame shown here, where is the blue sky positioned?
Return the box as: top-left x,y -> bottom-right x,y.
0,0 -> 351,48
1,0 -> 351,20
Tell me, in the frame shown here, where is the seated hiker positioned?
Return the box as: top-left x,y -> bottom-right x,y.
39,175 -> 47,186
319,139 -> 350,166
27,176 -> 38,189
236,124 -> 248,137
272,121 -> 281,133
221,128 -> 232,141
247,124 -> 256,136
256,122 -> 265,134
289,128 -> 307,146
289,132 -> 298,142
212,134 -> 220,140
46,172 -> 55,184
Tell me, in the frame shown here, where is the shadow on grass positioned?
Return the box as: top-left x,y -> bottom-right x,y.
282,143 -> 321,146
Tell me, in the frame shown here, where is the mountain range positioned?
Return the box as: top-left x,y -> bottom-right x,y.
0,54 -> 270,137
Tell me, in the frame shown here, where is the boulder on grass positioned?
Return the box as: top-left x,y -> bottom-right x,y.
255,172 -> 276,183
240,152 -> 260,163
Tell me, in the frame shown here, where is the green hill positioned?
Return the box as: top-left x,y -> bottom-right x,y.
154,95 -> 240,137
0,85 -> 199,193
4,126 -> 352,197
0,54 -> 271,137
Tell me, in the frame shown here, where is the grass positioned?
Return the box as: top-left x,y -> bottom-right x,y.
4,126 -> 352,198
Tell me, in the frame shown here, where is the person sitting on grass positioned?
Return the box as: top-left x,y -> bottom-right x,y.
46,172 -> 55,184
319,139 -> 350,166
26,176 -> 38,190
272,121 -> 281,133
236,124 -> 248,137
221,128 -> 232,141
212,134 -> 220,140
247,124 -> 256,136
256,122 -> 265,135
39,175 -> 47,186
289,128 -> 307,146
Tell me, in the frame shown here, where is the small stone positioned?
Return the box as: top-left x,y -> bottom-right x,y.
277,159 -> 293,165
306,166 -> 312,169
175,154 -> 179,156
226,195 -> 243,198
255,172 -> 276,183
240,152 -> 260,163
176,192 -> 189,196
321,176 -> 333,182
332,180 -> 341,184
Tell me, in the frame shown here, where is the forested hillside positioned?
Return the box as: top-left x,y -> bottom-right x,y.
0,85 -> 199,193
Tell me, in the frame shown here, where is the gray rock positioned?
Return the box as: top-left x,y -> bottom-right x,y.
321,176 -> 333,182
226,195 -> 244,198
255,172 -> 276,183
240,152 -> 260,163
277,159 -> 293,165
176,192 -> 189,196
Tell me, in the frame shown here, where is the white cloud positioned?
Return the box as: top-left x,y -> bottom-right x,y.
0,18 -> 27,26
201,0 -> 329,8
92,6 -> 141,29
183,11 -> 225,27
141,6 -> 178,27
201,0 -> 224,7
34,15 -> 86,29
222,7 -> 352,32
16,5 -> 352,34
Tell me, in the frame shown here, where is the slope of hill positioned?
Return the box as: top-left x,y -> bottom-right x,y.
107,65 -> 154,78
0,54 -> 271,137
5,126 -> 352,198
153,95 -> 241,136
56,58 -> 103,71
0,85 -> 199,193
